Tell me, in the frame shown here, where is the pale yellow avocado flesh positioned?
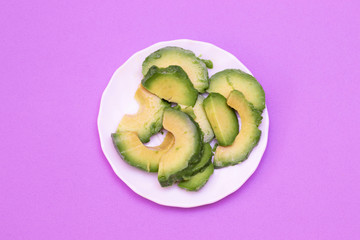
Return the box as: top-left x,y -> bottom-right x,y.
191,95 -> 214,142
112,131 -> 175,172
179,95 -> 214,142
158,108 -> 202,186
117,85 -> 168,143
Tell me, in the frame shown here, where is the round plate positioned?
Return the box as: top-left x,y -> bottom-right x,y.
98,39 -> 269,208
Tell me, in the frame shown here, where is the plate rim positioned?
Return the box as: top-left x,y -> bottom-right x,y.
97,39 -> 269,208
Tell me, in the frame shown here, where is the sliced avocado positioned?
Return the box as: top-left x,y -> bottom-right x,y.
178,163 -> 214,191
158,108 -> 202,187
181,105 -> 196,119
207,69 -> 265,112
203,93 -> 239,146
192,95 -> 215,143
142,65 -> 198,107
180,95 -> 214,142
112,131 -> 175,172
186,143 -> 212,177
214,90 -> 262,168
142,46 -> 209,93
117,85 -> 169,143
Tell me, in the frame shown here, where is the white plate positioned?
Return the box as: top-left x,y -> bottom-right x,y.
98,39 -> 269,208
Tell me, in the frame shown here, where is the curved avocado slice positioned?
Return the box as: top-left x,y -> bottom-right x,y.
142,65 -> 198,107
203,93 -> 239,146
158,108 -> 202,187
142,46 -> 209,93
178,163 -> 214,191
214,90 -> 262,168
184,143 -> 212,178
117,85 -> 169,143
207,69 -> 265,112
112,131 -> 175,172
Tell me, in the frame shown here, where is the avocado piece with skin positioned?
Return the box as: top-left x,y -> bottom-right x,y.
207,69 -> 265,112
112,131 -> 175,172
142,65 -> 198,107
117,85 -> 169,143
142,46 -> 209,93
185,143 -> 212,177
214,90 -> 262,168
178,163 -> 214,191
203,93 -> 239,146
158,108 -> 202,187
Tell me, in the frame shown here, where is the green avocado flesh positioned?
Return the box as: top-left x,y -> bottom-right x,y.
181,106 -> 196,119
178,163 -> 214,191
113,46 -> 267,191
117,86 -> 169,143
158,108 -> 202,187
142,65 -> 198,107
142,46 -> 209,93
214,90 -> 262,168
180,95 -> 214,143
200,59 -> 213,69
187,143 -> 212,177
112,132 -> 175,172
207,69 -> 265,112
203,93 -> 239,146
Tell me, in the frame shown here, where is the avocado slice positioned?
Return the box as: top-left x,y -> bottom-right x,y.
112,131 -> 175,172
142,65 -> 198,107
142,46 -> 209,93
192,96 -> 215,143
180,95 -> 214,143
185,143 -> 212,178
178,163 -> 214,191
180,105 -> 196,119
208,69 -> 265,112
203,93 -> 239,146
158,108 -> 202,187
214,90 -> 262,168
117,85 -> 169,143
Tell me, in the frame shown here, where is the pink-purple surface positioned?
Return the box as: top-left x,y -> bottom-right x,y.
1,0 -> 359,239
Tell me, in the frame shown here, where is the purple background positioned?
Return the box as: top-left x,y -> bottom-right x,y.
1,0 -> 359,239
